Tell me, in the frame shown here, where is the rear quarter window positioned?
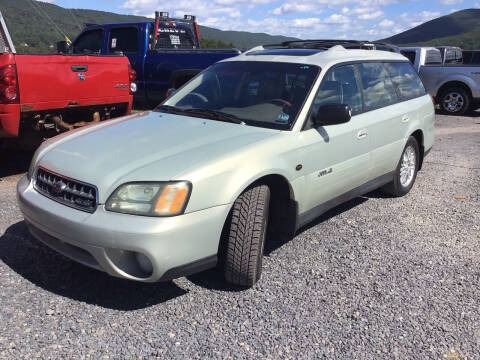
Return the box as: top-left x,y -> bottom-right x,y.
109,27 -> 139,53
425,50 -> 442,65
385,62 -> 426,101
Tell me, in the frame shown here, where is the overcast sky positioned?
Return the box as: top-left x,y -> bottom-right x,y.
48,0 -> 480,39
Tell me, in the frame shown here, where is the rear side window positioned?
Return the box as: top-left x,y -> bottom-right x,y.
471,52 -> 480,64
73,29 -> 103,54
425,50 -> 442,65
385,62 -> 426,101
400,51 -> 416,65
109,27 -> 138,54
358,63 -> 398,111
312,65 -> 363,115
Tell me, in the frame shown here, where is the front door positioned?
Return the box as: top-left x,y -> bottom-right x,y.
300,64 -> 371,214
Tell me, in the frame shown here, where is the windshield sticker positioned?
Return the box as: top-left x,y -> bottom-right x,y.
276,113 -> 290,123
111,38 -> 117,49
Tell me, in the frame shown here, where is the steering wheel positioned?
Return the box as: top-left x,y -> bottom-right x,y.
268,99 -> 292,109
187,92 -> 209,103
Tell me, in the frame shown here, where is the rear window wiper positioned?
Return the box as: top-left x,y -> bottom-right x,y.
183,109 -> 246,125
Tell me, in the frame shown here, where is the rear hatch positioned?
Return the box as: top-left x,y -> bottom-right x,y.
15,54 -> 132,111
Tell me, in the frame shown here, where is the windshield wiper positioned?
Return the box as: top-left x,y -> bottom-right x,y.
183,109 -> 246,125
155,105 -> 186,114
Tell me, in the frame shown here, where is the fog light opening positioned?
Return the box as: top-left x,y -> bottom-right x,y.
135,252 -> 153,275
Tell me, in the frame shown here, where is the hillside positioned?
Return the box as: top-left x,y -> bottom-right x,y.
0,0 -> 298,52
383,9 -> 480,48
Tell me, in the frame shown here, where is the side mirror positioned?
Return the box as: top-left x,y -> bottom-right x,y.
56,41 -> 70,54
312,104 -> 352,126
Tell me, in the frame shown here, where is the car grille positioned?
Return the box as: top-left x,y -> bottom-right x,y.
34,168 -> 97,213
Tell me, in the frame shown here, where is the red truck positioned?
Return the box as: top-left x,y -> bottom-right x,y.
0,14 -> 135,148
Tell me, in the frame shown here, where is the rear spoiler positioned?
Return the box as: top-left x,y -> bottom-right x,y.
153,11 -> 201,48
0,11 -> 16,53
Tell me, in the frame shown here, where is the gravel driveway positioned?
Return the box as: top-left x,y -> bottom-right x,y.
0,114 -> 479,359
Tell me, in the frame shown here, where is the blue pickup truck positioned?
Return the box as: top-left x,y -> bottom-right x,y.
67,12 -> 241,108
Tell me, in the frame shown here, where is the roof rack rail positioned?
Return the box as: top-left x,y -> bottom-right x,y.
263,40 -> 399,53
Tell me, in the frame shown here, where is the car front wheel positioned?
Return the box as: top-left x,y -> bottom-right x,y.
223,184 -> 270,287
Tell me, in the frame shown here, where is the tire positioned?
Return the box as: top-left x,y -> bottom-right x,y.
223,184 -> 270,287
438,87 -> 471,115
381,136 -> 420,197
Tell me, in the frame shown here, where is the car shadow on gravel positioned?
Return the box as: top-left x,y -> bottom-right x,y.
187,196 -> 370,292
0,221 -> 188,310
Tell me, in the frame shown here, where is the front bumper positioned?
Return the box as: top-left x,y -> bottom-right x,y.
17,175 -> 231,282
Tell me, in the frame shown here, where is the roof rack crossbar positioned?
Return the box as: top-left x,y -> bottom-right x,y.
263,39 -> 399,52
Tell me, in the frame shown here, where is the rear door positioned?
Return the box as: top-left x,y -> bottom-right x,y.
301,64 -> 371,212
366,62 -> 426,178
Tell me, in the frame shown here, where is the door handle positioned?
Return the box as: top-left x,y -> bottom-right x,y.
401,115 -> 410,123
356,129 -> 368,139
71,65 -> 88,72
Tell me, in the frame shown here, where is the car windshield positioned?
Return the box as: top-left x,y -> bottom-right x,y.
160,61 -> 320,130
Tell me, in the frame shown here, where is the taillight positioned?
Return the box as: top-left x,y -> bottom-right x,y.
128,65 -> 137,94
128,66 -> 136,82
0,65 -> 19,104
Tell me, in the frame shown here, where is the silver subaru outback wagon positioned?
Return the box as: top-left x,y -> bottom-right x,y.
17,41 -> 434,287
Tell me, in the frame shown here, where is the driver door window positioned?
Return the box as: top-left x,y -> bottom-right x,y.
73,29 -> 103,54
312,65 -> 363,117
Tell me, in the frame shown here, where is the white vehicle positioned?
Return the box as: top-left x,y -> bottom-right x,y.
18,40 -> 435,287
401,46 -> 480,115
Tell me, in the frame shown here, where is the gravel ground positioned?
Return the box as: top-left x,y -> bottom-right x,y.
0,113 -> 479,359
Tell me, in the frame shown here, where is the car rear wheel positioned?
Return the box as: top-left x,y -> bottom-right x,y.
439,87 -> 471,115
223,184 -> 270,287
381,136 -> 419,197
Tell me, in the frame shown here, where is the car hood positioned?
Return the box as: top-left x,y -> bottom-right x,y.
37,111 -> 278,203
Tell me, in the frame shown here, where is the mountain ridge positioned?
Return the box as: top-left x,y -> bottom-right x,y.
382,8 -> 480,48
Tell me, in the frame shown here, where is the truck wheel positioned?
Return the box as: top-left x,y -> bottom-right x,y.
381,137 -> 419,197
439,87 -> 471,115
223,184 -> 270,287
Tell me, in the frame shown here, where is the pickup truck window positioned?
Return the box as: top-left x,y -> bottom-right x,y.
162,61 -> 319,129
358,63 -> 398,111
73,29 -> 103,54
463,51 -> 480,65
312,65 -> 362,116
109,27 -> 138,54
425,50 -> 442,65
385,62 -> 426,101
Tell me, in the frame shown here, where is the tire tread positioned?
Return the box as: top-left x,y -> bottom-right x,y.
224,185 -> 270,287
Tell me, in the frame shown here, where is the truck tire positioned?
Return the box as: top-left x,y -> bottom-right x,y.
223,184 -> 270,287
439,87 -> 471,115
381,136 -> 419,197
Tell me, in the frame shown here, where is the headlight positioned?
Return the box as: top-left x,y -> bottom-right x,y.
105,181 -> 191,217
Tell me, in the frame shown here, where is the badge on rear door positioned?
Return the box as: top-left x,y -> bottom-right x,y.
78,73 -> 85,81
